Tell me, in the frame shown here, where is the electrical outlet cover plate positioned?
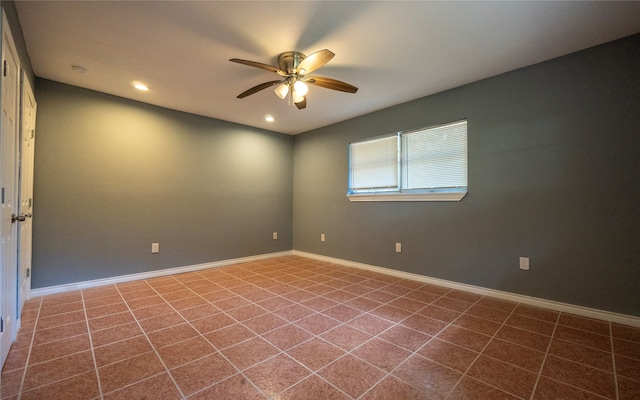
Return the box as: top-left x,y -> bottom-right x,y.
520,257 -> 529,270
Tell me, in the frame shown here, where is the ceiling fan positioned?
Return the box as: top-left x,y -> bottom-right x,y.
229,49 -> 358,110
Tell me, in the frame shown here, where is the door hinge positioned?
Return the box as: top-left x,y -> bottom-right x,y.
1,316 -> 4,333
3,60 -> 7,77
26,268 -> 30,278
1,187 -> 4,204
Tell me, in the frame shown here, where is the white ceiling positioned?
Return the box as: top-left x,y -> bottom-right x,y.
15,1 -> 640,135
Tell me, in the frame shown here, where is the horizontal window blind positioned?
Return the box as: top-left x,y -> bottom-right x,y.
402,121 -> 467,189
349,135 -> 398,191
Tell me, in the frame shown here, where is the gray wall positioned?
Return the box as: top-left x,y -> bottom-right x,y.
293,34 -> 640,316
33,79 -> 293,288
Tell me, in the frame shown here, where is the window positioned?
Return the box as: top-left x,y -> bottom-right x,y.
348,120 -> 467,201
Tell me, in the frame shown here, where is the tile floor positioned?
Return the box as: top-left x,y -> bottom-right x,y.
1,255 -> 639,399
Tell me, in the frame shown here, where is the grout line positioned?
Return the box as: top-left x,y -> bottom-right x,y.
80,290 -> 104,400
15,296 -> 42,400
528,311 -> 561,400
610,322 -> 620,400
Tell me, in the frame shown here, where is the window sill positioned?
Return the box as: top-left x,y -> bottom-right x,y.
347,191 -> 467,202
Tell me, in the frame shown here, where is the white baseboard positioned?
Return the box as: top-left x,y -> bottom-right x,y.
293,250 -> 640,328
30,251 -> 293,298
30,249 -> 639,328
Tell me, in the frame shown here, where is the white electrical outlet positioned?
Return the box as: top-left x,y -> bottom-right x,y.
151,243 -> 159,254
273,232 -> 278,240
395,243 -> 402,253
321,233 -> 326,242
519,257 -> 529,270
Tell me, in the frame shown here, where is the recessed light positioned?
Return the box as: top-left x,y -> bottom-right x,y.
265,115 -> 275,122
133,82 -> 149,91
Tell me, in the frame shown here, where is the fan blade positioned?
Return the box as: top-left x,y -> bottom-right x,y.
295,96 -> 307,110
237,80 -> 283,98
229,58 -> 286,76
297,49 -> 334,75
306,76 -> 358,93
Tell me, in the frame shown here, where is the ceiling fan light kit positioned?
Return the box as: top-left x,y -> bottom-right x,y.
230,49 -> 358,110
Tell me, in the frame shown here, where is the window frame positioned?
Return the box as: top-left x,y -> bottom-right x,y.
347,119 -> 468,202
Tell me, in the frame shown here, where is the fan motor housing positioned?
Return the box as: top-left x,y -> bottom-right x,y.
278,51 -> 306,75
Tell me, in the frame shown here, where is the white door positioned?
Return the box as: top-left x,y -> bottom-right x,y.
18,72 -> 36,317
0,10 -> 20,368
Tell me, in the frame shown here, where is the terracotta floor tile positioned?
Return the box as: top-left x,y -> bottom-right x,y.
177,304 -> 219,321
0,368 -> 24,399
262,324 -> 313,351
36,310 -> 85,330
558,313 -> 610,336
32,320 -> 88,346
548,338 -> 613,372
255,296 -> 294,312
273,303 -> 315,322
187,373 -> 266,400
190,312 -> 235,334
157,336 -> 216,369
513,304 -> 559,323
392,354 -> 461,398
437,325 -> 492,352
352,337 -> 412,372
19,370 -> 99,400
99,352 -> 166,394
369,304 -> 412,323
6,256 -> 639,400
320,324 -> 373,352
483,338 -> 546,372
243,312 -> 289,335
244,354 -> 311,397
28,335 -> 91,368
616,354 -> 640,381
532,376 -> 610,400
614,337 -> 640,360
322,304 -> 361,323
448,376 -> 520,400
94,335 -> 154,367
617,376 -> 640,400
505,313 -> 555,336
83,294 -> 123,309
418,338 -> 478,373
220,336 -> 280,370
278,375 -> 350,400
378,324 -> 432,352
137,311 -> 186,333
103,372 -> 181,400
347,313 -> 393,336
452,314 -> 502,336
464,304 -> 511,324
87,311 -> 135,331
23,350 -> 94,391
400,314 -> 448,336
295,313 -> 340,335
147,322 -> 200,349
90,321 -> 143,347
476,297 -> 518,313
541,355 -> 615,398
418,304 -> 461,323
124,294 -> 166,310
2,347 -> 28,372
84,302 -> 129,319
612,323 -> 640,343
495,325 -> 551,352
170,352 -> 237,396
225,303 -> 268,322
467,355 -> 537,398
319,354 -> 386,399
360,375 -> 431,400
